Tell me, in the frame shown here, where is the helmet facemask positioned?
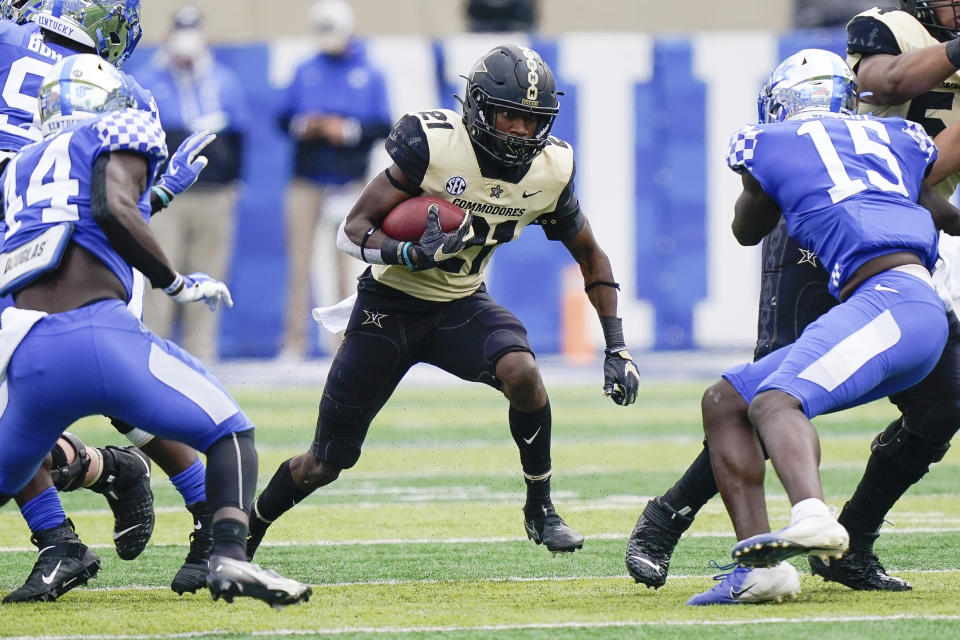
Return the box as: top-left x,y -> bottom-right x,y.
902,0 -> 960,40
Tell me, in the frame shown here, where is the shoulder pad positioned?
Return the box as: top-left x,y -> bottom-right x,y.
901,118 -> 937,164
93,108 -> 168,163
727,125 -> 762,172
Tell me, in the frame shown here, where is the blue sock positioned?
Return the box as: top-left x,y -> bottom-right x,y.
170,457 -> 206,505
20,486 -> 67,533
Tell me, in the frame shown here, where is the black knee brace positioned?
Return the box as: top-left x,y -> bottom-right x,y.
50,432 -> 91,492
871,416 -> 951,477
311,392 -> 370,470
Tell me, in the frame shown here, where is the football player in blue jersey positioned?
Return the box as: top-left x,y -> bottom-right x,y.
0,53 -> 312,608
245,44 -> 639,560
684,49 -> 960,605
0,0 -> 223,603
628,1 -> 960,597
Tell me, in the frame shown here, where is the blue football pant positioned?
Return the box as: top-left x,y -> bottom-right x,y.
0,299 -> 252,496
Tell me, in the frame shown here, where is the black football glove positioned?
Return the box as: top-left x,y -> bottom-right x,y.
407,203 -> 474,271
603,346 -> 639,405
599,316 -> 638,406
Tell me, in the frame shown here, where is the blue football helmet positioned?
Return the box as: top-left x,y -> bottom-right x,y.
757,49 -> 858,124
28,0 -> 141,68
38,53 -> 135,136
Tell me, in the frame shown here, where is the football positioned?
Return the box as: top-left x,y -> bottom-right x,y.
381,196 -> 466,241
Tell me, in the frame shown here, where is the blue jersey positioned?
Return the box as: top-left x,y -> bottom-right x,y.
727,113 -> 940,298
0,21 -> 157,153
0,21 -> 63,151
0,108 -> 167,299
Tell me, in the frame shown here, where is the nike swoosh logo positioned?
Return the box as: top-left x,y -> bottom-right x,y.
730,584 -> 754,599
874,284 -> 899,294
522,427 -> 542,445
114,524 -> 143,539
522,190 -> 542,198
628,555 -> 663,574
434,243 -> 464,261
41,560 -> 62,584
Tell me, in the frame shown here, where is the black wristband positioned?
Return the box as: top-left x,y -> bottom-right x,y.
947,38 -> 960,67
380,237 -> 406,265
360,226 -> 376,263
585,280 -> 620,293
600,315 -> 625,350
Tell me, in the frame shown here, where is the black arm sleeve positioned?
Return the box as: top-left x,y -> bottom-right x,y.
533,161 -> 585,241
384,114 -> 430,186
847,15 -> 903,59
91,154 -> 176,289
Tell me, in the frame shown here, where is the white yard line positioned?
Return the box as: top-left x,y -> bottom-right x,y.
3,526 -> 960,553
8,614 -> 960,640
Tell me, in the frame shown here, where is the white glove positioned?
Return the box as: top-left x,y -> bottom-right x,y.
163,272 -> 233,311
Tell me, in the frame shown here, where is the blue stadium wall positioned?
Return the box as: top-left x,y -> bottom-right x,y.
124,29 -> 847,359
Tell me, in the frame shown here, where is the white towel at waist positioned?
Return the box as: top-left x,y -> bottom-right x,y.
312,293 -> 357,334
0,307 -> 47,382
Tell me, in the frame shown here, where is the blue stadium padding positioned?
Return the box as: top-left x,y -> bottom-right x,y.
778,27 -> 848,62
486,38 -> 577,355
646,39 -> 707,349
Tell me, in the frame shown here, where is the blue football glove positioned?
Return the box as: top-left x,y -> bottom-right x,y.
154,130 -> 217,201
163,272 -> 233,311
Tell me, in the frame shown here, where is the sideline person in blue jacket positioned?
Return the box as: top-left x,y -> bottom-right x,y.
277,0 -> 391,360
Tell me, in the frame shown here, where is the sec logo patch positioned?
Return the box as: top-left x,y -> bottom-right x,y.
445,176 -> 467,195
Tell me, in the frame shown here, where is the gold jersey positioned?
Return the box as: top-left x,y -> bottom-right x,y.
847,8 -> 960,198
372,109 -> 575,301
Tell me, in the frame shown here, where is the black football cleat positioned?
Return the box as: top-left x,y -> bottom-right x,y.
171,501 -> 214,595
94,446 -> 155,560
2,519 -> 101,603
207,555 -> 311,609
809,550 -> 912,591
625,497 -> 693,589
523,503 -> 584,554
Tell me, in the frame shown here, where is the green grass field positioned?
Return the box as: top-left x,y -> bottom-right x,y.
2,380 -> 960,639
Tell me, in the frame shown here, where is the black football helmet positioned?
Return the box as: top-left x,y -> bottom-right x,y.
460,44 -> 560,167
901,0 -> 960,40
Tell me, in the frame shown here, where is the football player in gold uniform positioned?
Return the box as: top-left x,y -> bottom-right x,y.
246,44 -> 639,558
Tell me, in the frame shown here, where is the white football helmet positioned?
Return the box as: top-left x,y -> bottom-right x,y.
38,53 -> 135,136
757,49 -> 858,124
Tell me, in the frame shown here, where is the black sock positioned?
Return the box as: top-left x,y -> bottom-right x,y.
662,446 -> 718,518
839,453 -> 925,546
211,518 -> 248,561
253,459 -> 311,526
205,430 -> 258,513
524,477 -> 551,510
509,400 -> 551,484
